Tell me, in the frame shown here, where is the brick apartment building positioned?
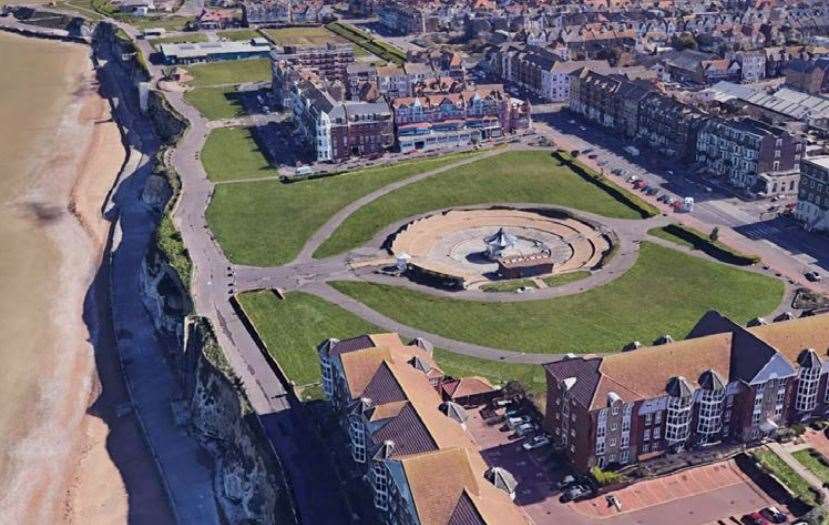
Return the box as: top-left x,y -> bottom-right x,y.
636,92 -> 708,162
543,312 -> 829,473
392,85 -> 531,153
283,72 -> 394,162
796,155 -> 829,232
318,334 -> 529,524
271,43 -> 354,87
696,117 -> 804,196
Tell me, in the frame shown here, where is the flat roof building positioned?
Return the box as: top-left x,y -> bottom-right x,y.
158,39 -> 271,65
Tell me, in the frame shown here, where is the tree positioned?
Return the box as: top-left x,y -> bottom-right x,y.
671,32 -> 698,50
709,227 -> 720,243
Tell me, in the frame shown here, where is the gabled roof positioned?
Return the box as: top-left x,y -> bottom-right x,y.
545,311 -> 829,411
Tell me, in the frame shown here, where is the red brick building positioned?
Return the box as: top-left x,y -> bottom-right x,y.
543,312 -> 829,473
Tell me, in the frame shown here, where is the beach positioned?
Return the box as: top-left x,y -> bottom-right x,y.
0,30 -> 156,523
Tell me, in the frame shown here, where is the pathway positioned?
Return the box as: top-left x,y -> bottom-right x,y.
765,442 -> 828,498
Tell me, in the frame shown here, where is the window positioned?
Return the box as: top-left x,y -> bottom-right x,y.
609,438 -> 617,448
653,426 -> 661,440
321,359 -> 334,398
350,419 -> 366,463
697,388 -> 725,438
643,428 -> 651,441
620,449 -> 630,464
645,413 -> 653,426
621,432 -> 630,449
372,462 -> 389,510
642,443 -> 650,453
665,394 -> 692,444
796,365 -> 821,413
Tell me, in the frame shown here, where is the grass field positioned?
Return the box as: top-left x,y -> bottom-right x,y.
314,150 -> 646,258
753,449 -> 818,506
201,127 -> 276,182
217,29 -> 261,41
206,151 -> 480,266
793,449 -> 829,484
262,26 -> 347,46
330,242 -> 784,354
187,58 -> 271,87
326,22 -> 406,65
150,33 -> 208,47
183,86 -> 247,121
236,290 -> 545,395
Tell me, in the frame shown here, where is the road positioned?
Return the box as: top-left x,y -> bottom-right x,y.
530,104 -> 829,294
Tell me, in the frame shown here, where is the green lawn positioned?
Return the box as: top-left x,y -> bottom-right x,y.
201,127 -> 276,182
262,26 -> 347,46
206,151 -> 480,266
217,29 -> 261,41
235,290 -> 545,395
794,449 -> 829,484
330,242 -> 785,354
126,15 -> 193,31
184,86 -> 246,121
754,449 -> 818,506
543,270 -> 591,287
480,279 -> 537,293
314,150 -> 645,258
150,33 -> 208,47
187,58 -> 271,87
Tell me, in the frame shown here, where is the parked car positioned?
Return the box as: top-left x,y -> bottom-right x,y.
805,271 -> 822,282
646,187 -> 659,195
744,512 -> 772,525
557,475 -> 576,489
759,506 -> 787,523
559,484 -> 592,503
507,415 -> 531,428
633,180 -> 645,189
627,175 -> 640,183
505,407 -> 523,418
522,435 -> 551,450
493,398 -> 511,408
515,422 -> 538,436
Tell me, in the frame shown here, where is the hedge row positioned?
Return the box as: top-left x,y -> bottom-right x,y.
552,151 -> 660,219
325,22 -> 406,65
659,224 -> 761,266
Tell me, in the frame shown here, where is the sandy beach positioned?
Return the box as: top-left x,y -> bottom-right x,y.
0,31 -> 170,523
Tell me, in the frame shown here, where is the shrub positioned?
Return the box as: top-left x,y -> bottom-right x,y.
591,466 -> 627,486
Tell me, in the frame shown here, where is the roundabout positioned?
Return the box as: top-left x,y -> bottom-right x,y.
390,208 -> 613,289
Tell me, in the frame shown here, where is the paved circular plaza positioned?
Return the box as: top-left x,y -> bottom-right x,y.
390,208 -> 613,289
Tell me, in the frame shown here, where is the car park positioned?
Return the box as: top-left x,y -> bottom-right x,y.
522,435 -> 551,450
515,422 -> 538,436
507,415 -> 531,428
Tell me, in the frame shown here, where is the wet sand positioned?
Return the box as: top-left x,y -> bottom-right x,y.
0,30 -> 145,523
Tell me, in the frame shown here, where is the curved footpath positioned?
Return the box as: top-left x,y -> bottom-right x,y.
122,27 -> 353,524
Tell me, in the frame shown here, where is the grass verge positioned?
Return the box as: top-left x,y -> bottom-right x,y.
542,270 -> 592,287
753,449 -> 819,506
794,449 -> 829,484
330,242 -> 784,354
206,150 -> 479,266
201,126 -> 277,182
480,279 -> 537,293
315,150 -> 648,258
648,224 -> 761,266
235,290 -> 545,395
217,29 -> 261,41
149,33 -> 207,47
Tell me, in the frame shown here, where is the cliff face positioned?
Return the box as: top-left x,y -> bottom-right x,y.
184,317 -> 292,524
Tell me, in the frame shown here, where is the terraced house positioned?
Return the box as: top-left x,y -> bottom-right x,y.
318,334 -> 529,525
392,86 -> 531,153
543,311 -> 829,473
696,118 -> 803,196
